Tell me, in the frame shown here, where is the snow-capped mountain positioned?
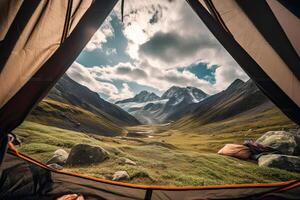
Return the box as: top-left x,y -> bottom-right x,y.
115,91 -> 160,104
115,86 -> 208,124
161,86 -> 207,104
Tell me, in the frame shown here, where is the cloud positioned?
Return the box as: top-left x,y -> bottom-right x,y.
87,61 -> 218,95
66,62 -> 119,94
214,63 -> 249,91
89,62 -> 148,82
74,0 -> 250,101
109,83 -> 135,101
123,0 -> 249,90
66,62 -> 134,101
139,31 -> 218,67
84,16 -> 114,51
116,65 -> 148,79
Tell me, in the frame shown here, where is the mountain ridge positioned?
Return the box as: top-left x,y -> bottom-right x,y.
27,74 -> 140,136
172,78 -> 272,127
115,90 -> 160,104
48,74 -> 140,126
116,86 -> 208,124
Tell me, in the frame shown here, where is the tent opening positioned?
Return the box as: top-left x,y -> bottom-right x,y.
10,0 -> 300,187
1,0 -> 300,199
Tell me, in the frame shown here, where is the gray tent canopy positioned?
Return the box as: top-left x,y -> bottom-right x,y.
0,0 -> 299,199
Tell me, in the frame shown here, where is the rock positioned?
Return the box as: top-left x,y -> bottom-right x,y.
46,149 -> 68,166
256,131 -> 300,155
258,154 -> 300,173
117,158 -> 137,166
54,149 -> 69,158
47,163 -> 63,170
124,158 -> 137,166
66,144 -> 108,166
112,171 -> 130,181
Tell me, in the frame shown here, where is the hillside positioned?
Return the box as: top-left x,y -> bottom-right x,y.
171,79 -> 272,126
14,119 -> 299,186
17,77 -> 298,186
116,79 -> 273,125
48,74 -> 140,126
27,74 -> 140,136
27,99 -> 127,136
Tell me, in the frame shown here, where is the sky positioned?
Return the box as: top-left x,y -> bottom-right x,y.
66,0 -> 249,102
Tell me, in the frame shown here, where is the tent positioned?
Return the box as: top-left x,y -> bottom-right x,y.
0,0 -> 299,199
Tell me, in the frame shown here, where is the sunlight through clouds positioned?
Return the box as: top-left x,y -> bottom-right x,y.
74,0 -> 249,100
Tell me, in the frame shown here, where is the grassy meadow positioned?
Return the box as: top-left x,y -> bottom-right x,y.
13,107 -> 300,186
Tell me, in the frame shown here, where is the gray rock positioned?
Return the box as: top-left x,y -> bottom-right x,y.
258,154 -> 300,173
256,131 -> 300,155
112,171 -> 130,181
66,144 -> 108,166
46,149 -> 68,166
47,163 -> 63,170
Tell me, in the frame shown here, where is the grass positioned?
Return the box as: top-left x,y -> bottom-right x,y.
27,99 -> 126,136
169,107 -> 296,152
13,119 -> 300,186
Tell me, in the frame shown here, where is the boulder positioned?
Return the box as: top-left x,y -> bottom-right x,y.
47,163 -> 63,170
66,144 -> 108,166
54,149 -> 69,158
112,171 -> 130,181
46,149 -> 68,166
258,154 -> 300,173
256,131 -> 300,155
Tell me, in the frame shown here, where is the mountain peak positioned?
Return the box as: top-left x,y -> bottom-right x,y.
226,79 -> 245,91
138,90 -> 150,95
161,85 -> 207,104
116,90 -> 160,104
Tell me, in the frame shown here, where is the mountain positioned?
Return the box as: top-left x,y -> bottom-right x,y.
119,79 -> 275,125
172,79 -> 273,128
116,86 -> 208,124
115,91 -> 160,104
27,74 -> 140,136
161,86 -> 207,103
27,99 -> 126,136
48,75 -> 140,126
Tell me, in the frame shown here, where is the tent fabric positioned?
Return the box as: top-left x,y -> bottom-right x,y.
188,0 -> 300,125
0,0 -> 299,199
1,147 -> 300,200
277,0 -> 300,19
237,0 -> 300,80
267,0 -> 300,57
208,0 -> 300,108
0,0 -> 117,134
0,0 -> 93,110
0,0 -> 23,41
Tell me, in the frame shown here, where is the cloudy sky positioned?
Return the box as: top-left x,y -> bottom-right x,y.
66,0 -> 249,102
